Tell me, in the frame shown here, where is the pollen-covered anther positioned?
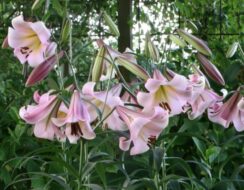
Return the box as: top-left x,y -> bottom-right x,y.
71,123 -> 83,136
159,102 -> 172,113
147,135 -> 156,146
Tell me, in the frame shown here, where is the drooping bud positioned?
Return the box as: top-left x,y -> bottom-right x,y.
169,34 -> 186,48
26,51 -> 64,87
145,32 -> 160,62
197,53 -> 225,85
2,36 -> 9,48
116,57 -> 149,81
226,42 -> 239,58
92,46 -> 106,82
102,11 -> 120,37
177,29 -> 212,56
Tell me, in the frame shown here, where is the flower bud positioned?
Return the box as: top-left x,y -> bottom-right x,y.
177,29 -> 212,56
226,42 -> 239,58
169,34 -> 186,48
26,51 -> 64,87
197,53 -> 225,85
116,57 -> 149,81
92,46 -> 106,82
145,32 -> 160,62
102,11 -> 120,37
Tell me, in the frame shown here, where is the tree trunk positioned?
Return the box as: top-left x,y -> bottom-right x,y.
118,0 -> 132,52
118,0 -> 132,82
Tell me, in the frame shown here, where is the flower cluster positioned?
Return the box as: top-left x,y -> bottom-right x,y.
4,15 -> 243,155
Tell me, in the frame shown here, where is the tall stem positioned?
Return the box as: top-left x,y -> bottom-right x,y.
84,142 -> 89,190
68,20 -> 80,90
77,140 -> 83,190
61,142 -> 69,184
162,140 -> 167,190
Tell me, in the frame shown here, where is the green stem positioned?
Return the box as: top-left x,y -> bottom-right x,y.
100,61 -> 114,119
61,142 -> 69,184
68,20 -> 80,90
162,141 -> 167,190
44,0 -> 50,15
78,140 -> 83,190
84,142 -> 89,190
238,43 -> 244,61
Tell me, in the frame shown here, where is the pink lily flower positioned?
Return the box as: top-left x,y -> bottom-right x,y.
8,15 -> 55,67
117,106 -> 169,155
137,69 -> 192,116
185,74 -> 222,119
52,90 -> 95,143
82,82 -> 126,131
19,90 -> 65,141
208,89 -> 244,131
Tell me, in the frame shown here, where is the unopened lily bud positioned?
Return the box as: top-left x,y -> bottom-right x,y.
169,34 -> 186,48
226,42 -> 239,58
2,36 -> 9,48
145,32 -> 160,62
92,46 -> 106,82
197,53 -> 225,85
177,29 -> 212,56
102,11 -> 120,37
26,51 -> 64,87
116,57 -> 149,81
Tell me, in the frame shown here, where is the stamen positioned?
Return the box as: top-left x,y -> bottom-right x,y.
159,102 -> 172,113
71,123 -> 83,136
20,47 -> 29,54
20,47 -> 33,59
147,135 -> 156,146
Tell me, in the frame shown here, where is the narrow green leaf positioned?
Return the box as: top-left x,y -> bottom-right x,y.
205,146 -> 221,164
52,0 -> 63,17
192,137 -> 206,159
32,0 -> 45,10
61,19 -> 71,43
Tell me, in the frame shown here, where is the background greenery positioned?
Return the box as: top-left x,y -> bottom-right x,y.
0,0 -> 243,189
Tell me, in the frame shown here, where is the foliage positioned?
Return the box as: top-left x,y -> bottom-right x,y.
0,0 -> 243,190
